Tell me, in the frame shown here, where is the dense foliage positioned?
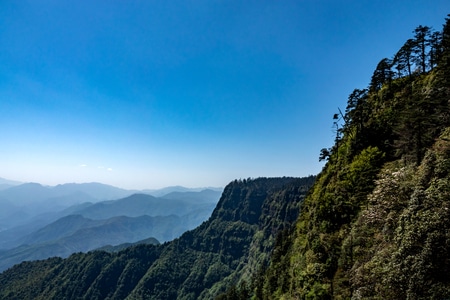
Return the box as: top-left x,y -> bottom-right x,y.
0,176 -> 314,299
219,15 -> 450,300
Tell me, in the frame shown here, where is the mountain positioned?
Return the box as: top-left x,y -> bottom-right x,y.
0,200 -> 18,220
19,213 -> 186,246
0,182 -> 134,207
0,214 -> 168,272
0,183 -> 220,250
96,237 -> 160,253
0,183 -> 52,206
0,178 -> 22,191
143,185 -> 223,197
20,214 -> 99,245
0,185 -> 14,191
0,182 -> 133,228
0,178 -> 22,185
218,17 -> 450,299
161,188 -> 223,203
0,182 -> 221,228
51,182 -> 138,201
0,176 -> 315,299
71,193 -> 218,220
0,189 -> 222,270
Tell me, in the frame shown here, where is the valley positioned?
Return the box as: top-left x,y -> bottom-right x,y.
0,182 -> 221,272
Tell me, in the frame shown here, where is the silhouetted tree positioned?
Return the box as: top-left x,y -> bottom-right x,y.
319,148 -> 331,162
345,89 -> 367,129
412,25 -> 432,73
429,30 -> 442,68
442,15 -> 450,51
370,58 -> 394,91
440,14 -> 450,69
394,39 -> 415,77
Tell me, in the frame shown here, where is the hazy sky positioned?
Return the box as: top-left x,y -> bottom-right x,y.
1,1 -> 449,189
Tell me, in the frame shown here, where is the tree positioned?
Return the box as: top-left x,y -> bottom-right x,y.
442,14 -> 450,53
344,89 -> 369,155
428,30 -> 442,69
319,148 -> 331,162
412,25 -> 432,73
345,89 -> 367,130
393,39 -> 415,77
370,58 -> 394,91
439,14 -> 450,70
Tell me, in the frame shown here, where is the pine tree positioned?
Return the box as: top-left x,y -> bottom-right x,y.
412,25 -> 432,73
370,58 -> 394,91
394,39 -> 415,77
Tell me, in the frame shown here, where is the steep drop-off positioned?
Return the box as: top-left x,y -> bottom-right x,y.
218,15 -> 450,300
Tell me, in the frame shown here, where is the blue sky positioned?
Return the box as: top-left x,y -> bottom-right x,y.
1,1 -> 449,189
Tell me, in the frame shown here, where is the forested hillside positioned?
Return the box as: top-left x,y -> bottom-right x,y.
0,176 -> 314,299
218,15 -> 450,300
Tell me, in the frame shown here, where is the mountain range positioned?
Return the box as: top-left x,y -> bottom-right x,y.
0,176 -> 316,299
0,182 -> 222,272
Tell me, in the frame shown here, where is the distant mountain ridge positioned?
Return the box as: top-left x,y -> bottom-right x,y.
144,185 -> 223,197
0,184 -> 222,272
0,179 -> 223,205
0,178 -> 22,191
0,178 -> 22,185
73,193 -> 217,220
0,180 -> 223,228
0,214 -> 166,272
0,202 -> 218,272
0,182 -> 135,206
96,237 -> 160,253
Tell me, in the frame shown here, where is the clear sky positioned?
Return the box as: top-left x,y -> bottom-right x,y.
1,1 -> 449,189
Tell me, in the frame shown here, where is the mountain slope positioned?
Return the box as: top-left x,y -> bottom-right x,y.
52,182 -> 137,200
229,16 -> 450,300
160,188 -> 223,203
0,182 -> 133,229
0,188 -> 220,251
0,176 -> 315,299
0,214 -> 166,272
72,193 -> 217,219
0,182 -> 134,207
96,237 -> 160,253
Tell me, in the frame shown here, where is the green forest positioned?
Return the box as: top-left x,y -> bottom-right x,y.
218,15 -> 450,300
1,15 -> 450,300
